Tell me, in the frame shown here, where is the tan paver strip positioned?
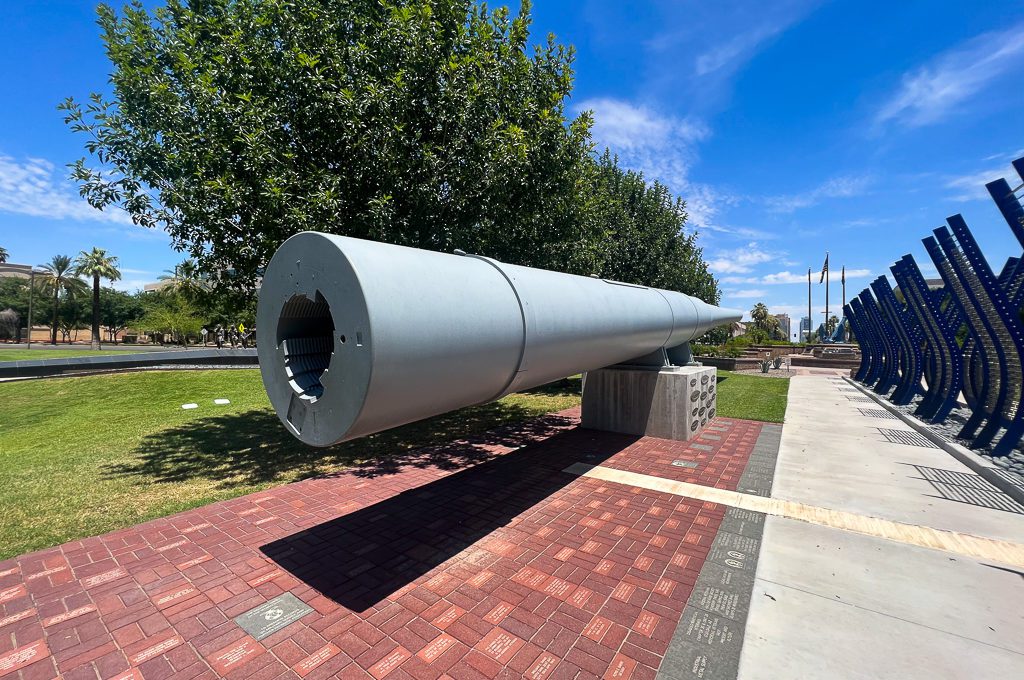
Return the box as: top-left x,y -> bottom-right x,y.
564,463 -> 1024,568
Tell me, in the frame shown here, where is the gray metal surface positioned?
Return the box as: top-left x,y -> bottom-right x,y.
257,232 -> 741,446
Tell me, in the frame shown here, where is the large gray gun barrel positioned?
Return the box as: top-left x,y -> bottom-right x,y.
257,232 -> 741,446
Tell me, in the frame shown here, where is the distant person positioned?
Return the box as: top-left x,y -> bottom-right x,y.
215,324 -> 224,349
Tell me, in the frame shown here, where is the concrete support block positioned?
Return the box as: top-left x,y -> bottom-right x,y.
581,365 -> 718,441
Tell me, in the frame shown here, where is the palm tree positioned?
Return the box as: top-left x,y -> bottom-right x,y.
37,255 -> 88,344
750,302 -> 770,332
0,246 -> 8,263
74,248 -> 122,349
158,259 -> 207,300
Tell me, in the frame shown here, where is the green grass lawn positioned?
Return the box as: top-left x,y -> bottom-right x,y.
0,367 -> 787,560
714,370 -> 790,423
0,370 -> 581,559
0,348 -> 136,362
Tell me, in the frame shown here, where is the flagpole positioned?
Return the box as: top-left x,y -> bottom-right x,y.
825,252 -> 830,334
807,267 -> 811,343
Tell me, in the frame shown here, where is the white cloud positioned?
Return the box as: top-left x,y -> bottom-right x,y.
582,98 -> 708,152
981,147 -> 1024,163
945,164 -> 1018,202
695,23 -> 787,77
700,223 -> 779,240
0,154 -> 134,225
724,268 -> 872,285
724,288 -> 767,299
765,175 -> 872,213
875,23 -> 1024,129
577,98 -> 725,231
707,242 -> 778,274
113,278 -> 152,293
761,270 -> 813,285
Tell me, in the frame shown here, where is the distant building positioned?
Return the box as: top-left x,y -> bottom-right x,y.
773,313 -> 791,341
800,316 -> 812,342
0,262 -> 33,280
893,279 -> 944,297
143,279 -> 173,293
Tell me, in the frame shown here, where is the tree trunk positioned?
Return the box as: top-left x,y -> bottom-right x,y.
91,274 -> 101,350
50,287 -> 59,345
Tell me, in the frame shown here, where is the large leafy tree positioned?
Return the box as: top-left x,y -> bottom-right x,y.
590,152 -> 719,303
99,288 -> 145,342
140,294 -> 204,346
74,247 -> 122,349
0,278 -> 30,321
62,0 -> 601,291
37,255 -> 88,344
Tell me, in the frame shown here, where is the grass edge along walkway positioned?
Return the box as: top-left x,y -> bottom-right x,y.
0,368 -> 787,560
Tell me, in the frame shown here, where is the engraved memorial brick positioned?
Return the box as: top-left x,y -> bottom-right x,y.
234,592 -> 313,641
295,643 -> 342,677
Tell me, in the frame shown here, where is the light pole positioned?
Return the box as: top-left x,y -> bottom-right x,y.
26,268 -> 37,349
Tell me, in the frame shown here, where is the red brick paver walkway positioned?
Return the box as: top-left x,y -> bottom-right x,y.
0,411 -> 763,680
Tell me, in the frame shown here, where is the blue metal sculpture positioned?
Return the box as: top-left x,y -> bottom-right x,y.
845,157 -> 1023,456
858,290 -> 900,394
846,300 -> 875,383
870,276 -> 922,405
926,216 -> 1024,455
890,255 -> 962,424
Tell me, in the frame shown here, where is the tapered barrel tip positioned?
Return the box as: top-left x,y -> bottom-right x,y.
691,299 -> 743,338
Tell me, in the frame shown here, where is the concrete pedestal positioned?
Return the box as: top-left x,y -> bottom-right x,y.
581,365 -> 718,441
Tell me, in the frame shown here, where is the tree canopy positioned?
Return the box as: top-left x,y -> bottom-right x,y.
37,255 -> 88,345
65,0 -> 721,305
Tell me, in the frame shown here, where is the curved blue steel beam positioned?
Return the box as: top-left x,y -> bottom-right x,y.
859,290 -> 900,394
891,256 -> 962,423
931,217 -> 1024,454
871,276 -> 922,405
845,301 -> 873,383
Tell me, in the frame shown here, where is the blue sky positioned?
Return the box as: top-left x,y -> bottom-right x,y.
1,1 -> 1023,328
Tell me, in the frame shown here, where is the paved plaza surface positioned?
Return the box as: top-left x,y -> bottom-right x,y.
1,375 -> 1022,679
740,376 -> 1024,680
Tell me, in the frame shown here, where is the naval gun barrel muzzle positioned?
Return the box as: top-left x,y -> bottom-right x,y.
256,232 -> 741,446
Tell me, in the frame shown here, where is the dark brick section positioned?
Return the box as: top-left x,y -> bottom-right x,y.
0,410 -> 765,680
658,424 -> 781,680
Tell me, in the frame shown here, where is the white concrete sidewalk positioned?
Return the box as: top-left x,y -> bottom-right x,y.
739,375 -> 1024,680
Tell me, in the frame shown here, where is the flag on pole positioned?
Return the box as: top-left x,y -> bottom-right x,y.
819,252 -> 829,284
841,265 -> 845,285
